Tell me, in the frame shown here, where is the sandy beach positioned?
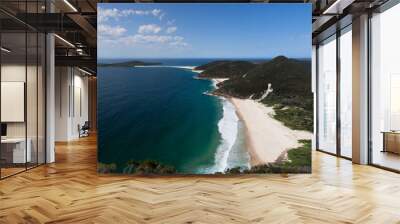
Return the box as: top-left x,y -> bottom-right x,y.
194,71 -> 311,167
229,98 -> 312,165
209,77 -> 311,166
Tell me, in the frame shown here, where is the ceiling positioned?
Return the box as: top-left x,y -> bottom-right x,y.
0,0 -> 393,74
1,0 -> 97,74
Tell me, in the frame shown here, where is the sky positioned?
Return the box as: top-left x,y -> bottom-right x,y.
98,3 -> 311,59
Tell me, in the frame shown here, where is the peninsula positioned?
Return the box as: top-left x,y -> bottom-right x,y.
98,60 -> 162,67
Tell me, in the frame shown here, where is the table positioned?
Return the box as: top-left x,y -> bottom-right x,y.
382,131 -> 400,154
1,138 -> 32,163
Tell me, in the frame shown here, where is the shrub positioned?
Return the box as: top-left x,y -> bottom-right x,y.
98,162 -> 117,174
222,140 -> 311,174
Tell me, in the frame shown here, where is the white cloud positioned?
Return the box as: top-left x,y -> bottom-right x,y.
166,26 -> 177,34
159,13 -> 166,20
169,36 -> 188,47
119,34 -> 172,44
98,24 -> 127,37
103,34 -> 188,48
173,36 -> 183,42
98,8 -> 120,22
98,8 -> 188,50
98,7 -> 164,22
151,9 -> 161,17
138,24 -> 162,34
169,41 -> 188,47
167,20 -> 175,26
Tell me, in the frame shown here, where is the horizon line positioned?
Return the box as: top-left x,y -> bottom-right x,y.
98,57 -> 312,60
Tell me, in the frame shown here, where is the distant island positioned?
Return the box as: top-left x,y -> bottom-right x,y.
98,60 -> 162,67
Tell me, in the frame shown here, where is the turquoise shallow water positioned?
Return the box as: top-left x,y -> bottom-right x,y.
98,66 -> 223,173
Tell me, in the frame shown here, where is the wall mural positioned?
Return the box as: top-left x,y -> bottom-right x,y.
97,3 -> 313,175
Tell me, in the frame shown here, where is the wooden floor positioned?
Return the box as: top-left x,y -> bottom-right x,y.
1,167 -> 26,178
372,150 -> 400,171
1,135 -> 400,224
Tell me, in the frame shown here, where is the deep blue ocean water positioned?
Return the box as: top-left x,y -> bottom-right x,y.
98,59 -> 250,174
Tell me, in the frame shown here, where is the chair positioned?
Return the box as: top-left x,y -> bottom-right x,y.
78,121 -> 90,138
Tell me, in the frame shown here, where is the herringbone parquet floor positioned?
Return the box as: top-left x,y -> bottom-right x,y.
1,135 -> 400,224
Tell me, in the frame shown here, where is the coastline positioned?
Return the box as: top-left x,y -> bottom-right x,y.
208,78 -> 240,172
204,76 -> 311,166
227,99 -> 263,165
134,65 -> 203,72
202,77 -> 262,167
230,98 -> 312,166
189,67 -> 311,168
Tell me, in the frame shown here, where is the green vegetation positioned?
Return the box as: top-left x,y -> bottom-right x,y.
224,140 -> 311,174
283,139 -> 311,168
261,92 -> 313,112
271,104 -> 313,132
194,60 -> 230,70
98,160 -> 177,174
122,160 -> 176,175
198,56 -> 313,132
195,60 -> 256,78
98,60 -> 161,67
262,92 -> 313,132
99,141 -> 311,175
214,56 -> 311,99
97,162 -> 117,174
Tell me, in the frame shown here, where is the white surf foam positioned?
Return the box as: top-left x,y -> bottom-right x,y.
226,120 -> 251,170
211,80 -> 218,88
211,99 -> 240,173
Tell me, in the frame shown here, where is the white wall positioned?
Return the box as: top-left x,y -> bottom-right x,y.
55,66 -> 89,141
55,66 -> 70,141
72,72 -> 89,138
1,65 -> 26,141
1,63 -> 46,164
1,64 -> 38,137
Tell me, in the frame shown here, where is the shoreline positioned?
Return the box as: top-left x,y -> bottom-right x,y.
209,78 -> 239,172
230,98 -> 312,166
208,78 -> 275,165
206,76 -> 311,166
206,78 -> 258,168
189,68 -> 311,168
227,99 -> 264,165
134,65 -> 204,73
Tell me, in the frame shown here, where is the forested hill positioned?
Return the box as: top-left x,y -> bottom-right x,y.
197,56 -> 313,131
194,61 -> 256,78
215,56 -> 311,100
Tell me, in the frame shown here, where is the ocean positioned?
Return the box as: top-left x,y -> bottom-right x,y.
98,59 -> 250,174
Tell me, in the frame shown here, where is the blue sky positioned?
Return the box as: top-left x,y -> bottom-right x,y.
98,4 -> 311,59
